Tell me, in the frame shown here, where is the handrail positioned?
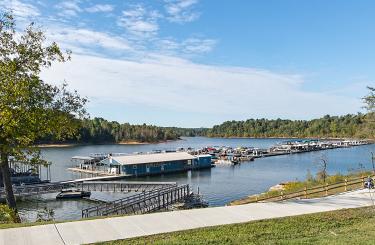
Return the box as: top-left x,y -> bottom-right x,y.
0,181 -> 177,197
82,184 -> 190,217
232,175 -> 373,205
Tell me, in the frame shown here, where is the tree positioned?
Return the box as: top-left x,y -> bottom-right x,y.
0,13 -> 87,211
362,86 -> 375,138
316,155 -> 328,183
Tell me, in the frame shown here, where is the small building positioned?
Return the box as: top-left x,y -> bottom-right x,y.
71,156 -> 96,170
100,152 -> 212,177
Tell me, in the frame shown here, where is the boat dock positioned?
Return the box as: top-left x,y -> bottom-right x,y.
68,139 -> 371,171
81,184 -> 191,218
0,178 -> 177,198
195,139 -> 371,165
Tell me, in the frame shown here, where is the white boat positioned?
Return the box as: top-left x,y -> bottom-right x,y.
215,159 -> 236,165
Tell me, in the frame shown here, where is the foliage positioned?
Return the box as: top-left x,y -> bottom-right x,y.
0,204 -> 18,223
99,207 -> 375,245
0,12 -> 87,151
37,118 -> 208,144
0,12 -> 87,209
206,113 -> 371,139
361,86 -> 375,138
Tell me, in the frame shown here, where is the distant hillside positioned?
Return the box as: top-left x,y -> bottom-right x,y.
36,118 -> 208,144
36,113 -> 374,145
206,114 -> 373,139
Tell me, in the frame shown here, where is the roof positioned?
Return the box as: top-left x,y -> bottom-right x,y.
71,156 -> 95,161
110,152 -> 196,165
197,154 -> 212,158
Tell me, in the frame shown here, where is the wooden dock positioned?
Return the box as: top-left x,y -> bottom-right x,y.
66,167 -> 120,176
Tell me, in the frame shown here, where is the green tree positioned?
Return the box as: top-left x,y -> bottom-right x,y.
362,86 -> 375,138
0,13 -> 87,211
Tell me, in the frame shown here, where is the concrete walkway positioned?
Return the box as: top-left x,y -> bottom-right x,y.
1,189 -> 374,245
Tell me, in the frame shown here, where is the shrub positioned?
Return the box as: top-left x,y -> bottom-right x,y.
0,205 -> 18,223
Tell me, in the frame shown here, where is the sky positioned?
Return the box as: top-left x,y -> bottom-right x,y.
1,0 -> 375,127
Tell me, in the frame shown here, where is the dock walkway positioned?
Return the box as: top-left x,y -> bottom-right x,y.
0,178 -> 177,198
1,188 -> 374,245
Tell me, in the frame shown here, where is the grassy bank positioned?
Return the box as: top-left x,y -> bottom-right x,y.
98,206 -> 375,245
230,170 -> 374,205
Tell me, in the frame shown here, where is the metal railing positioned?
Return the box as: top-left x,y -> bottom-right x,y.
231,175 -> 373,205
81,184 -> 190,218
0,181 -> 177,198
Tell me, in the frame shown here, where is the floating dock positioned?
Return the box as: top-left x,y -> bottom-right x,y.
69,139 -> 372,172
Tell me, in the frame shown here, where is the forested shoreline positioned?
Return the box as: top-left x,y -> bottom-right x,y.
36,113 -> 374,145
36,117 -> 205,144
206,114 -> 374,139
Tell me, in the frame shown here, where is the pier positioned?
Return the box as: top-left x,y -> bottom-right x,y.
81,184 -> 190,218
194,139 -> 371,165
0,179 -> 177,198
68,139 -> 372,171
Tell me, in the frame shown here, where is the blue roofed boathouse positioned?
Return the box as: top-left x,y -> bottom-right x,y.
100,152 -> 212,177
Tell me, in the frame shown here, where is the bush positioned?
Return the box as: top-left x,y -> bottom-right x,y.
0,205 -> 18,223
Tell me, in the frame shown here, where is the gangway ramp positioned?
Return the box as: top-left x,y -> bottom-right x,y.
82,184 -> 190,218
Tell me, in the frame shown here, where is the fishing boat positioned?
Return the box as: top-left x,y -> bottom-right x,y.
56,189 -> 91,199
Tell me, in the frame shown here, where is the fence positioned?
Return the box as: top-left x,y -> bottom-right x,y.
231,175 -> 373,205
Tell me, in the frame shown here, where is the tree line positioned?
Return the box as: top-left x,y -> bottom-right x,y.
206,87 -> 374,139
38,111 -> 374,145
206,113 -> 373,139
36,118 -> 209,144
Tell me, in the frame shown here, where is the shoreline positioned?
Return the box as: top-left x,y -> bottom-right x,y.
33,137 -> 374,148
34,139 -> 181,148
208,136 -> 374,141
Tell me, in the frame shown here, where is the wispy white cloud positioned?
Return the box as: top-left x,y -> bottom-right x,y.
164,0 -> 200,23
46,27 -> 132,54
117,5 -> 161,38
41,53 -> 362,124
55,0 -> 82,17
182,38 -> 217,53
85,4 -> 114,13
1,0 -> 40,19
157,37 -> 217,55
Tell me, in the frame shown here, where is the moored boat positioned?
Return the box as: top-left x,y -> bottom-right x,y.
56,189 -> 91,199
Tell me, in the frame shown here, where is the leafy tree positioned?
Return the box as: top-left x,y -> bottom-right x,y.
0,13 -> 87,211
362,86 -> 375,138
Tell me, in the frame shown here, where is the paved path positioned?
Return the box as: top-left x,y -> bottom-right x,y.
1,189 -> 374,245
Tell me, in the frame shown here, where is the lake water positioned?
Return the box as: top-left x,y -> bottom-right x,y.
17,137 -> 375,222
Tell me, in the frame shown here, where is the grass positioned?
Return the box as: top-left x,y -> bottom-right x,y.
230,171 -> 374,205
97,206 -> 375,245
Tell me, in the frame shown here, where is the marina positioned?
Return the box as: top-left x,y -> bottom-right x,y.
67,139 -> 371,172
10,137 -> 375,221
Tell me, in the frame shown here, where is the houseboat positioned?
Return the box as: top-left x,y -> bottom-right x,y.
100,152 -> 212,177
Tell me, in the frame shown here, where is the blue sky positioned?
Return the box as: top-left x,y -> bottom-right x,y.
2,0 -> 375,127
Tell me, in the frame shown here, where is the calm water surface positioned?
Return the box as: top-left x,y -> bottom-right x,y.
17,137 -> 375,221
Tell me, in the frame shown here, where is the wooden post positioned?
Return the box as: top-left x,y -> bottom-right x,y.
304,187 -> 307,198
345,179 -> 347,191
255,196 -> 258,202
325,183 -> 328,196
158,191 -> 161,208
281,191 -> 284,200
363,176 -> 365,188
